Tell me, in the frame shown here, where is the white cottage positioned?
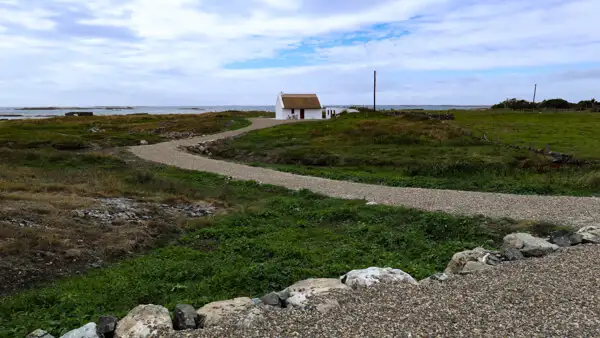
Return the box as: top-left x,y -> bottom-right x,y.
275,93 -> 323,120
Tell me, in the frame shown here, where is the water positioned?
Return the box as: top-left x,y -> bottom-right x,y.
0,105 -> 489,120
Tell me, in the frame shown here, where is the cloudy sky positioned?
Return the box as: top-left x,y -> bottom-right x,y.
0,0 -> 598,106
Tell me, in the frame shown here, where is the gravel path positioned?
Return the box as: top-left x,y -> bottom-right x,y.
170,244 -> 600,338
130,118 -> 600,227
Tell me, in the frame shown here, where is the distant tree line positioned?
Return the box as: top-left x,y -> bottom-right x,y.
491,98 -> 599,111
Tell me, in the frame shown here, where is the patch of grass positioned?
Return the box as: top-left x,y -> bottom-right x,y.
0,111 -> 273,150
0,169 -> 528,337
203,112 -> 600,196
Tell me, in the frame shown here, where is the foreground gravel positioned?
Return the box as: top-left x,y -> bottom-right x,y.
166,244 -> 600,338
130,118 -> 600,227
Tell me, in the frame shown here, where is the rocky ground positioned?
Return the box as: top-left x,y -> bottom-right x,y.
0,196 -> 214,295
180,244 -> 600,338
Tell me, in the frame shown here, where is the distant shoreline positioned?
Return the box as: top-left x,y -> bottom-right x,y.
15,106 -> 135,111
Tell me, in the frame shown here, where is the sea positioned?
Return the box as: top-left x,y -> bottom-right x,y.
0,105 -> 489,120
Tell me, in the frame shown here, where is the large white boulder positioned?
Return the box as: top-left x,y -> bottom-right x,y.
341,267 -> 418,288
196,297 -> 254,328
503,233 -> 559,257
60,323 -> 98,338
444,247 -> 500,274
577,226 -> 600,244
114,305 -> 172,338
284,278 -> 350,308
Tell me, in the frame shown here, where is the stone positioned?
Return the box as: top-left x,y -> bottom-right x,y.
419,272 -> 451,285
549,229 -> 584,247
139,140 -> 149,145
276,289 -> 290,302
284,278 -> 350,308
26,329 -> 55,338
341,267 -> 418,288
97,315 -> 118,338
60,323 -> 99,338
366,201 -> 378,205
503,233 -> 559,257
577,226 -> 600,244
316,299 -> 340,313
444,247 -> 492,274
260,292 -> 283,307
114,304 -> 172,338
234,307 -> 264,329
500,243 -> 525,261
460,261 -> 492,274
196,297 -> 254,328
174,304 -> 199,330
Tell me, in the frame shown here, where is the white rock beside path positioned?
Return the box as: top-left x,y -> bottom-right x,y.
115,304 -> 172,338
577,226 -> 600,244
444,247 -> 501,274
341,267 -> 418,288
503,233 -> 559,257
196,297 -> 254,328
284,278 -> 350,308
60,323 -> 99,338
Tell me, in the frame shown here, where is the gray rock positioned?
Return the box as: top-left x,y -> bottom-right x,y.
114,304 -> 172,338
139,140 -> 149,145
251,298 -> 262,306
577,226 -> 600,244
174,304 -> 199,330
503,233 -> 559,257
444,247 -> 493,274
260,292 -> 283,307
549,229 -> 583,247
97,315 -> 118,338
196,297 -> 254,328
461,261 -> 492,274
276,289 -> 290,302
500,243 -> 525,261
26,329 -> 55,338
285,278 -> 351,308
60,322 -> 99,338
341,267 -> 418,288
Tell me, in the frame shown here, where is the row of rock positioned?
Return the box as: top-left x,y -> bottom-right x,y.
27,228 -> 600,338
184,141 -> 215,157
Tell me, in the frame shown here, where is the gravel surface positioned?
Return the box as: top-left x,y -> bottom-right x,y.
130,118 -> 600,227
166,245 -> 600,337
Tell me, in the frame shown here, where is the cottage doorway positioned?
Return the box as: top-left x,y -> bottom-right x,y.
300,109 -> 305,119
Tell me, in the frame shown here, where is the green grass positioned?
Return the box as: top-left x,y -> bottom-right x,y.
0,111 -> 273,150
204,112 -> 600,196
1,162 -> 526,337
453,109 -> 600,159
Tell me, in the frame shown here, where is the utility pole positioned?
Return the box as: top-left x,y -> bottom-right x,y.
532,84 -> 537,104
373,70 -> 377,111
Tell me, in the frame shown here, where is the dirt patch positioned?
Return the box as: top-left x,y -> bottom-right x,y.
0,194 -> 215,295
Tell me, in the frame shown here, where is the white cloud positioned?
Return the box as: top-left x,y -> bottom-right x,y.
0,0 -> 598,106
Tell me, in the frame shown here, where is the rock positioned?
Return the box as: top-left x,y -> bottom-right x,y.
549,229 -> 584,247
60,323 -> 99,338
284,278 -> 350,308
234,307 -> 264,329
260,292 -> 284,307
577,226 -> 600,244
251,298 -> 262,306
139,140 -> 149,145
503,233 -> 559,257
97,315 -> 118,338
461,261 -> 492,274
444,247 -> 493,274
316,299 -> 340,313
420,272 -> 451,285
500,243 -> 525,261
174,304 -> 199,330
276,289 -> 290,302
366,201 -> 378,205
114,304 -> 172,338
341,267 -> 418,288
26,329 -> 55,338
196,297 -> 253,328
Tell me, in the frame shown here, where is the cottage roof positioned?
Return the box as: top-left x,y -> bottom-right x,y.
280,94 -> 322,109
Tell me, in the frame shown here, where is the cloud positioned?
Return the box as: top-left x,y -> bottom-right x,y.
0,0 -> 598,106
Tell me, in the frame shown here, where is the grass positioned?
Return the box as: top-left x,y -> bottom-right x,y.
0,111 -> 273,150
0,112 -> 570,337
203,112 -> 600,196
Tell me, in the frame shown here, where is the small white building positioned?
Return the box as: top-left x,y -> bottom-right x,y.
275,93 -> 324,120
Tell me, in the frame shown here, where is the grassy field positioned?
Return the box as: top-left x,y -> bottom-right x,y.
202,111 -> 600,196
0,111 -> 272,150
453,109 -> 600,159
0,112 -> 557,337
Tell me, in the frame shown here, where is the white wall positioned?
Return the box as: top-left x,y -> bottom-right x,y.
275,94 -> 285,120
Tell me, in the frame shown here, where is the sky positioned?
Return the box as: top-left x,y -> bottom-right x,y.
0,0 -> 598,106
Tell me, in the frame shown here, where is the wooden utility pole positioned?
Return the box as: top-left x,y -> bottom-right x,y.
373,70 -> 377,111
532,84 -> 537,104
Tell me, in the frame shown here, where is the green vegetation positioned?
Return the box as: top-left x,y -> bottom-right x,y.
204,112 -> 600,196
490,97 -> 599,111
0,111 -> 273,150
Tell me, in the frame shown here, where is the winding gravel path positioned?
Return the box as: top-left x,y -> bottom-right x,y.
130,118 -> 600,227
169,244 -> 600,338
